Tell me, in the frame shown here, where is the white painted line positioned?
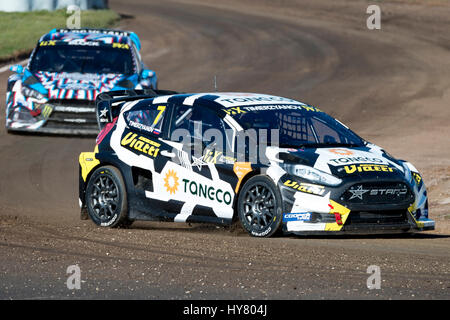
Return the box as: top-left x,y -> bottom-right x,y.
0,59 -> 28,73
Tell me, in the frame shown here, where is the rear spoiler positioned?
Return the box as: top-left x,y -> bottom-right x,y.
95,89 -> 179,130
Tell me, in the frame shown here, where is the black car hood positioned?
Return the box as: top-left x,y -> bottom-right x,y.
272,145 -> 405,180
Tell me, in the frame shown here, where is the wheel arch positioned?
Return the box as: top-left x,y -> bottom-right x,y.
232,168 -> 262,221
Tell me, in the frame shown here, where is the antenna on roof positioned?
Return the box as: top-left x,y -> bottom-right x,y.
214,75 -> 218,92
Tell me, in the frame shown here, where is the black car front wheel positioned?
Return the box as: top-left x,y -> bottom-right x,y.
85,166 -> 131,228
237,175 -> 283,237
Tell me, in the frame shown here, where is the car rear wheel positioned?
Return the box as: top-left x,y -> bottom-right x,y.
237,175 -> 283,237
85,166 -> 131,228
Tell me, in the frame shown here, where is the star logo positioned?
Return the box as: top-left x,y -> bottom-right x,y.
164,169 -> 179,195
348,185 -> 369,200
99,107 -> 108,118
191,155 -> 207,171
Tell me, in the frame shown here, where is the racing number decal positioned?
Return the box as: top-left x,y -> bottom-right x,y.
153,105 -> 166,126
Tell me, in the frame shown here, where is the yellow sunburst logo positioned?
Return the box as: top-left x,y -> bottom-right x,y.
164,169 -> 179,195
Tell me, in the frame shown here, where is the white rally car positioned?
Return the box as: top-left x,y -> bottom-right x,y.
78,90 -> 434,237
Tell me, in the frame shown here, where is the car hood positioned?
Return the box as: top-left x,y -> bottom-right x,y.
32,71 -> 125,101
272,144 -> 405,180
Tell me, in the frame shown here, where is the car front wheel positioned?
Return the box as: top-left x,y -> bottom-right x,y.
237,175 -> 283,237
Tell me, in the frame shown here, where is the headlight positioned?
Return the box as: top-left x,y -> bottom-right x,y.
10,107 -> 37,123
282,164 -> 342,186
21,86 -> 45,100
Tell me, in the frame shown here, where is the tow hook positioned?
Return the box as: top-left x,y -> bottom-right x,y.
328,204 -> 343,225
334,213 -> 343,225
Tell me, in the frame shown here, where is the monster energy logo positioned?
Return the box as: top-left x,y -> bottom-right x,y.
39,104 -> 53,118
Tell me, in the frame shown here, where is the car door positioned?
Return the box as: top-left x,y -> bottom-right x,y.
116,101 -> 185,218
152,102 -> 237,224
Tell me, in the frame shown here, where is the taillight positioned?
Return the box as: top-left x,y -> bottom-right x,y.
96,117 -> 117,145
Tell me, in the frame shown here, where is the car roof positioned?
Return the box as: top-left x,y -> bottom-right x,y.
133,92 -> 314,115
39,28 -> 141,51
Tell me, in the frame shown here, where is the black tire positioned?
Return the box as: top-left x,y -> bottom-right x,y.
237,175 -> 283,237
85,166 -> 131,228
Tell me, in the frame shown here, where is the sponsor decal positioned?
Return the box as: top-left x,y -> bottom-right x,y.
112,43 -> 130,49
52,73 -> 101,81
68,39 -> 99,46
192,155 -> 208,171
63,118 -> 86,123
56,29 -> 131,37
164,169 -> 179,195
120,132 -> 161,158
368,188 -> 408,196
58,83 -> 96,90
348,185 -> 408,200
329,156 -> 384,165
412,172 -> 422,186
348,185 -> 369,200
329,148 -> 354,156
251,226 -> 272,237
203,150 -> 236,164
40,40 -> 56,46
100,213 -> 118,227
242,104 -> 320,112
343,164 -> 395,174
36,104 -> 53,119
128,120 -> 154,132
283,212 -> 312,222
99,107 -> 109,122
218,96 -> 297,105
54,106 -> 95,113
283,180 -> 325,196
181,178 -> 232,205
222,106 -> 246,115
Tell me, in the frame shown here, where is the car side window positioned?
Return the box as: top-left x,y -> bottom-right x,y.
169,105 -> 233,152
125,104 -> 167,134
309,117 -> 341,144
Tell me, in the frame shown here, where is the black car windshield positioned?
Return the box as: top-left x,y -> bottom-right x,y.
233,106 -> 365,148
29,44 -> 134,74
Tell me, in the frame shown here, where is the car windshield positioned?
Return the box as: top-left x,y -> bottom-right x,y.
29,45 -> 134,74
233,106 -> 365,148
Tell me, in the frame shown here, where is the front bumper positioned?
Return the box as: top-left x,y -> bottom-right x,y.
279,178 -> 435,235
6,100 -> 99,136
7,125 -> 98,135
283,210 -> 435,235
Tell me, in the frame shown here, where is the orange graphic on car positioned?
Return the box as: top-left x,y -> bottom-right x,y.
164,169 -> 179,194
329,148 -> 354,156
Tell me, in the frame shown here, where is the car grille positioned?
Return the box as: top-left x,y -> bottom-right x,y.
44,100 -> 98,133
340,182 -> 414,205
345,209 -> 409,225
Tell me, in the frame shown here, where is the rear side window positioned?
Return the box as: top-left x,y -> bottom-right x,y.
125,105 -> 167,134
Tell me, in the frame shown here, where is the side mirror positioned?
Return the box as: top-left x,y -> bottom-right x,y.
141,69 -> 155,79
10,64 -> 24,74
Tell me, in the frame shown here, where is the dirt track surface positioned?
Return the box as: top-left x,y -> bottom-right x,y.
0,0 -> 449,299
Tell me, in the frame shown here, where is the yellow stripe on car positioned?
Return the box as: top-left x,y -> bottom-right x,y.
407,202 -> 424,229
325,200 -> 351,231
79,145 -> 100,182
